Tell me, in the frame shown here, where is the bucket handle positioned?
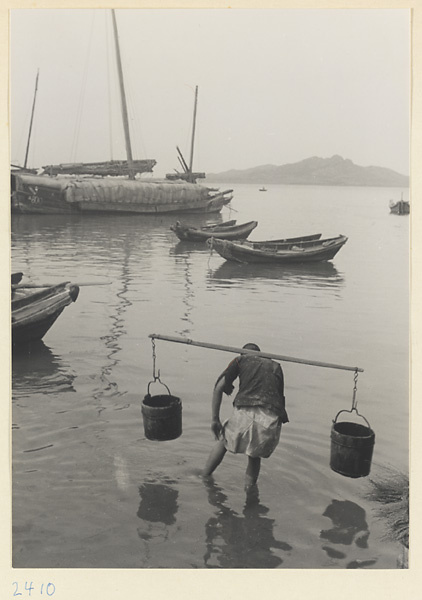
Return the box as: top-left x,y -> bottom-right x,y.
147,377 -> 172,397
333,407 -> 372,430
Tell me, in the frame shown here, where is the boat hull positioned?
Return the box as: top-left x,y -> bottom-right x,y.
209,235 -> 348,264
389,201 -> 410,215
11,173 -> 232,215
171,220 -> 258,242
12,282 -> 80,345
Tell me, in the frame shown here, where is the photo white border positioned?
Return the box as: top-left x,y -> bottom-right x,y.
1,1 -> 419,598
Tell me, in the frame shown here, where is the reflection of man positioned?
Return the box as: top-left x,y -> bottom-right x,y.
203,478 -> 292,568
203,344 -> 288,489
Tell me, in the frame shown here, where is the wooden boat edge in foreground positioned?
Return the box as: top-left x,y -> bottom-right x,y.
12,281 -> 80,345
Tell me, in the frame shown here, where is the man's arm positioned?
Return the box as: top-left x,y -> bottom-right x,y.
211,377 -> 226,439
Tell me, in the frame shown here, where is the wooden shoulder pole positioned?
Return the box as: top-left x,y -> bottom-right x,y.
149,334 -> 364,373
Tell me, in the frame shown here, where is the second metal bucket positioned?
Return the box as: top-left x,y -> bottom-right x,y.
330,410 -> 375,478
142,381 -> 182,441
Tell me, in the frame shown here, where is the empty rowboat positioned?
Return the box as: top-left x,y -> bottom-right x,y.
170,219 -> 258,242
208,235 -> 348,264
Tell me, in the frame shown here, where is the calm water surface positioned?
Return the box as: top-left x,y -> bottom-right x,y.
11,184 -> 409,568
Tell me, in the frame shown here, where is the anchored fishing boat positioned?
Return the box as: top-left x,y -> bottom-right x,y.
11,172 -> 233,215
12,275 -> 80,345
11,12 -> 233,215
208,234 -> 348,264
389,193 -> 409,215
170,220 -> 258,242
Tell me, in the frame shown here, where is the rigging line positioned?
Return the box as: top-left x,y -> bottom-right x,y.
125,70 -> 148,160
70,10 -> 96,162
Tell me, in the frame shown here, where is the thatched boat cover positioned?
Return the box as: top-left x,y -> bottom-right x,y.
64,178 -> 211,205
13,173 -> 213,205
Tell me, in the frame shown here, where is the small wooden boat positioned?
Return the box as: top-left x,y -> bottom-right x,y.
259,187 -> 267,192
389,194 -> 409,215
170,219 -> 258,242
208,234 -> 348,264
12,277 -> 80,345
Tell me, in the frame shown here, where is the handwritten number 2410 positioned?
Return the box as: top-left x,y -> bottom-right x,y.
12,582 -> 56,597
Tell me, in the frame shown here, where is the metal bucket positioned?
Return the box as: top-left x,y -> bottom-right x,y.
330,410 -> 375,478
142,381 -> 182,441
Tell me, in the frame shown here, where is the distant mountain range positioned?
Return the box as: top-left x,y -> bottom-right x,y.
205,155 -> 409,187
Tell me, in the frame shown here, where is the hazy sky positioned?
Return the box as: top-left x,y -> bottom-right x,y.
10,8 -> 410,177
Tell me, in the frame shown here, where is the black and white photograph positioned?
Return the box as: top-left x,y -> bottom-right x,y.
7,2 -> 414,585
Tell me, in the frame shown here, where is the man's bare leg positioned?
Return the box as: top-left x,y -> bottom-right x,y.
203,439 -> 227,477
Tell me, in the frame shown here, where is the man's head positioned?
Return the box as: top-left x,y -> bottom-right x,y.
243,343 -> 261,352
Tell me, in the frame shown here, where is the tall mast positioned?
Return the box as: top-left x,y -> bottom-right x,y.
24,69 -> 39,169
111,9 -> 134,179
188,85 -> 198,181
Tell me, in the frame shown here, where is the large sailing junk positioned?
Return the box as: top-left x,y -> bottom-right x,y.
11,12 -> 232,215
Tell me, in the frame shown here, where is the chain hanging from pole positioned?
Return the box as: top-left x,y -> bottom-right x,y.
149,336 -> 171,396
332,367 -> 371,430
151,336 -> 160,382
351,368 -> 359,412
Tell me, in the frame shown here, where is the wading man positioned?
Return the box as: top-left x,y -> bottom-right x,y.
203,343 -> 288,489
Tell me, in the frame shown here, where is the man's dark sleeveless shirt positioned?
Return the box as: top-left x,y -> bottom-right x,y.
217,354 -> 289,423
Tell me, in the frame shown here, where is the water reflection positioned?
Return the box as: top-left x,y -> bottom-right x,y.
12,212 -> 181,240
170,253 -> 195,336
12,341 -> 75,398
209,261 -> 344,290
203,478 -> 292,568
170,241 -> 210,256
94,236 -> 133,415
136,476 -> 179,563
320,499 -> 377,568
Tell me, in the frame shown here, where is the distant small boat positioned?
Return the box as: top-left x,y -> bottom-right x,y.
12,276 -> 79,345
259,187 -> 267,192
389,194 -> 409,215
170,220 -> 258,242
208,235 -> 348,264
